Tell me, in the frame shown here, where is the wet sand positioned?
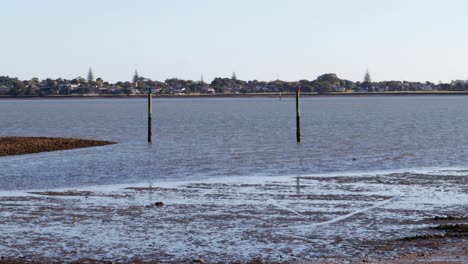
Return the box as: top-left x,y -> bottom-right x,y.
0,137 -> 115,157
1,173 -> 468,263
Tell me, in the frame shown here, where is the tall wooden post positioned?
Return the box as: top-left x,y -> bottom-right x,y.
148,89 -> 152,143
296,177 -> 301,193
296,86 -> 301,143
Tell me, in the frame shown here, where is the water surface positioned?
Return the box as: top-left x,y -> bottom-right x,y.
1,96 -> 468,190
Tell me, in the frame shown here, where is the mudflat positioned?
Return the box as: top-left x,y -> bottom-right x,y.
0,137 -> 115,156
1,174 -> 468,263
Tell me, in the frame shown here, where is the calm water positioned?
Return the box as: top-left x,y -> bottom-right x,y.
1,96 -> 468,191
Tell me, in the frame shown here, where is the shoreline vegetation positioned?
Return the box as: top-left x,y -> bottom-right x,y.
0,137 -> 115,157
3,90 -> 468,99
2,72 -> 468,98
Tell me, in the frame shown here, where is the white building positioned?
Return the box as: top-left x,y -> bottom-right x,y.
0,85 -> 11,95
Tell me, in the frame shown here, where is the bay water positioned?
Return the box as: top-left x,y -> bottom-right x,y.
1,96 -> 468,191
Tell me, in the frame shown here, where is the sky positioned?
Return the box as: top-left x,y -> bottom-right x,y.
1,0 -> 468,83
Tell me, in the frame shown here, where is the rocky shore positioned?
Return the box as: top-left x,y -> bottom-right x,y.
0,137 -> 115,156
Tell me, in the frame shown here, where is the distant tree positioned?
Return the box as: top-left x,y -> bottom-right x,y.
78,77 -> 87,87
454,81 -> 464,91
123,86 -> 132,95
42,78 -> 59,95
364,70 -> 371,83
232,72 -> 237,81
75,87 -> 92,95
137,81 -> 147,90
363,69 -> 373,91
25,87 -> 37,96
87,67 -> 94,84
298,80 -> 314,93
31,77 -> 39,86
96,77 -> 104,88
386,81 -> 403,91
343,80 -> 355,90
311,73 -> 355,92
165,78 -> 187,92
210,77 -> 234,93
315,82 -> 332,94
438,83 -> 451,91
133,70 -> 139,86
9,80 -> 25,97
317,73 -> 339,84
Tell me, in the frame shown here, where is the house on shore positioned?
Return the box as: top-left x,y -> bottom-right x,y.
0,85 -> 10,95
332,85 -> 346,92
201,87 -> 215,94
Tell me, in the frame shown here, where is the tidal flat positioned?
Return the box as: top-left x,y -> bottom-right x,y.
1,172 -> 468,263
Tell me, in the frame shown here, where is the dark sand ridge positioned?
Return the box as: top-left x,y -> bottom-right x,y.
0,137 -> 115,156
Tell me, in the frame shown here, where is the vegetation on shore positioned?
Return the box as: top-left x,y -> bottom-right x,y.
1,70 -> 468,97
0,137 -> 115,156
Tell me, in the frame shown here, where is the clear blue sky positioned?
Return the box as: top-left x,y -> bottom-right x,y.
1,0 -> 467,83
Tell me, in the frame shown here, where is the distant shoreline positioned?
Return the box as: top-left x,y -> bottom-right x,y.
2,91 -> 468,99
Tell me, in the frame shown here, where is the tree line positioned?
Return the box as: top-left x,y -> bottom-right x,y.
1,70 -> 467,97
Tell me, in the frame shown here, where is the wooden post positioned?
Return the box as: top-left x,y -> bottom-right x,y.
296,177 -> 301,193
148,89 -> 152,143
296,86 -> 301,143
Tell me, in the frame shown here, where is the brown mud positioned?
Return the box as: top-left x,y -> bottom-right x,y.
0,137 -> 115,156
366,215 -> 468,263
